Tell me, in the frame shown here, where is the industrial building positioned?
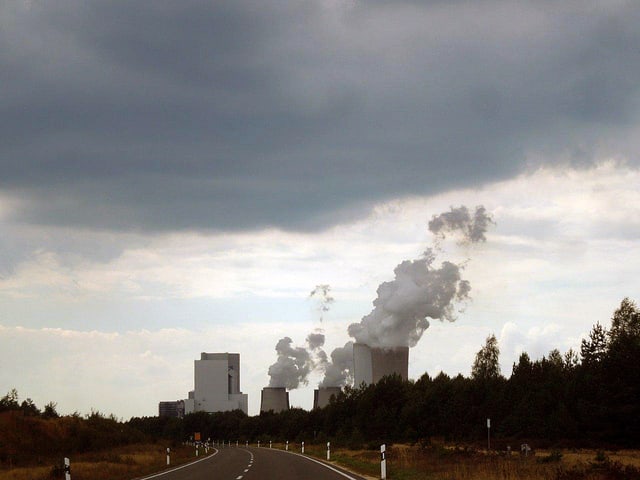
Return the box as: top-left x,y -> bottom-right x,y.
158,400 -> 185,418
313,387 -> 341,409
260,387 -> 289,413
183,352 -> 248,415
353,343 -> 409,386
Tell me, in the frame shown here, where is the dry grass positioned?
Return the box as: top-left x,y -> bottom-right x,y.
302,443 -> 640,480
0,443 -> 206,480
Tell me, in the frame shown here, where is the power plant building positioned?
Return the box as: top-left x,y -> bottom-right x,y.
353,343 -> 409,386
184,352 -> 248,415
313,387 -> 341,409
260,387 -> 289,413
158,400 -> 185,418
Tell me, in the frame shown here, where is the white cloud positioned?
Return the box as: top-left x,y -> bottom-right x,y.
1,161 -> 639,417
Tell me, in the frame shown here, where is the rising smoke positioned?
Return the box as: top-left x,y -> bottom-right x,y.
428,205 -> 494,244
346,250 -> 470,348
310,284 -> 334,322
267,332 -> 328,389
268,205 -> 493,389
320,204 -> 493,382
267,337 -> 313,389
346,206 -> 493,349
318,341 -> 353,388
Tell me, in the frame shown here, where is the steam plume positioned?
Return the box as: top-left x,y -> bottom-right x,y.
318,204 -> 493,386
345,205 -> 493,349
319,341 -> 354,388
347,249 -> 470,348
428,205 -> 494,243
310,284 -> 334,322
267,337 -> 314,389
267,332 -> 329,389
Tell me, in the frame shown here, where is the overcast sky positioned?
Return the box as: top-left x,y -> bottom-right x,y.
1,0 -> 640,418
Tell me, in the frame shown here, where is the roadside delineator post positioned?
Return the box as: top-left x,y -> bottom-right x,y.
258,440 -> 260,448
286,440 -> 289,451
380,444 -> 387,480
327,442 -> 331,461
64,457 -> 71,480
245,440 -> 248,447
302,441 -> 305,454
195,444 -> 199,457
166,447 -> 170,466
270,440 -> 272,448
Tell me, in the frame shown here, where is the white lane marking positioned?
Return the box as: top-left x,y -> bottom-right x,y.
266,449 -> 361,480
138,449 -> 219,479
244,468 -> 249,472
236,476 -> 243,479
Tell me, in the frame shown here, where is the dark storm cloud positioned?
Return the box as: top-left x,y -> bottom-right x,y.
2,1 -> 640,232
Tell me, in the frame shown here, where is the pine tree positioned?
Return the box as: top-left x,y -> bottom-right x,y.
580,322 -> 608,365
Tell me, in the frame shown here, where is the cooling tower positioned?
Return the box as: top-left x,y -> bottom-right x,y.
353,343 -> 409,386
313,387 -> 342,409
260,387 -> 290,413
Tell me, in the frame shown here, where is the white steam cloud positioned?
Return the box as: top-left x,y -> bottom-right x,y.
269,205 -> 493,388
267,332 -> 328,389
319,204 -> 494,384
347,249 -> 470,348
318,341 -> 353,388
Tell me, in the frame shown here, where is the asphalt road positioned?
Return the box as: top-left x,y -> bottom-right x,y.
138,446 -> 368,480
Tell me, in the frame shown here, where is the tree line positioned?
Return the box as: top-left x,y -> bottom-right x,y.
129,298 -> 640,449
3,297 -> 638,457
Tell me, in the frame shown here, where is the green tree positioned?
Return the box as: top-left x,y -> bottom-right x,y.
580,322 -> 608,365
0,388 -> 19,411
609,297 -> 640,344
20,398 -> 40,416
43,401 -> 60,418
471,334 -> 501,380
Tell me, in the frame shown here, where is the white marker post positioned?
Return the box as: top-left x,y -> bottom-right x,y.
487,418 -> 491,450
236,440 -> 239,447
64,457 -> 71,480
195,444 -> 199,457
286,440 -> 289,451
302,441 -> 305,454
258,440 -> 260,448
270,440 -> 272,449
327,442 -> 331,461
380,444 -> 386,480
166,447 -> 170,466
245,440 -> 248,448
